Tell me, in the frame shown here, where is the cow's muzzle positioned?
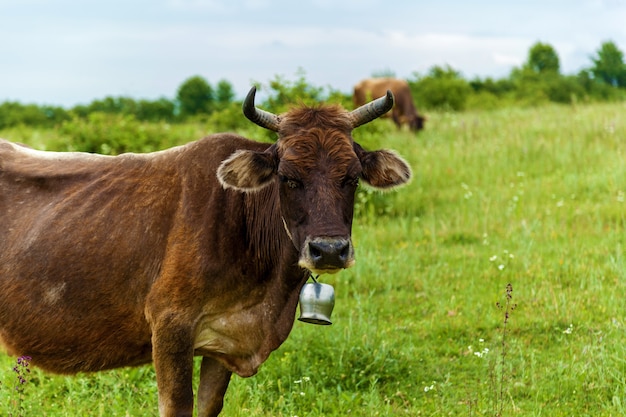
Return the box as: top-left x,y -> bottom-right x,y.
299,237 -> 355,274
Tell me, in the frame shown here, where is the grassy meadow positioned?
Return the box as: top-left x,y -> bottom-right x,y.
1,101 -> 625,416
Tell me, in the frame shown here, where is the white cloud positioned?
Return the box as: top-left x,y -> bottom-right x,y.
493,53 -> 524,67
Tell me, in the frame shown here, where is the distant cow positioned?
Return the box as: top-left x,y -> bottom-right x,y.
353,78 -> 425,131
0,87 -> 411,417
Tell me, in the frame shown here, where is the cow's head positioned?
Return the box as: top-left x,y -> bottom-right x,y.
217,87 -> 411,275
410,114 -> 426,132
409,113 -> 426,132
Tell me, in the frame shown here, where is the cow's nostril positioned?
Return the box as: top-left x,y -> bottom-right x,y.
339,243 -> 350,261
309,243 -> 322,261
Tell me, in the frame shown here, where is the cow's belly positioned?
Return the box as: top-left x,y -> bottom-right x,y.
193,310 -> 276,377
0,275 -> 154,373
0,316 -> 153,374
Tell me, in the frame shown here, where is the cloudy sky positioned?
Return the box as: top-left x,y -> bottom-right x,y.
1,0 -> 626,107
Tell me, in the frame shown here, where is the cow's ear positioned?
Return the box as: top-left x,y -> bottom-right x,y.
217,145 -> 277,191
355,143 -> 412,189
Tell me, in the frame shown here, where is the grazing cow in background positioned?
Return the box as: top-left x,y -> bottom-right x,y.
0,87 -> 411,417
353,77 -> 425,132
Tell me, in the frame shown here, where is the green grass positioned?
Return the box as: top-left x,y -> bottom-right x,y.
2,102 -> 626,416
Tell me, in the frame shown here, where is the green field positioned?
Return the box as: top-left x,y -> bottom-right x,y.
1,102 -> 625,416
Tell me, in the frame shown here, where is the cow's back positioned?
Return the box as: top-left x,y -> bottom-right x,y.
353,78 -> 410,119
354,78 -> 407,103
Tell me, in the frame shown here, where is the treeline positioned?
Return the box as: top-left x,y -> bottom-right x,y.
2,40 -> 626,130
0,75 -> 238,129
410,40 -> 626,111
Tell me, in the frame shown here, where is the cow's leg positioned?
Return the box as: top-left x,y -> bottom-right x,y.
152,319 -> 195,417
197,356 -> 232,417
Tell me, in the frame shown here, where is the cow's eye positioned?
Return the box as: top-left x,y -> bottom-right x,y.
344,176 -> 359,187
280,175 -> 301,189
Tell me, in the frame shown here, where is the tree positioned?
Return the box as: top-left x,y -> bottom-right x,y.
0,101 -> 69,128
525,42 -> 560,74
176,75 -> 214,117
507,42 -> 584,104
215,79 -> 235,105
371,68 -> 396,78
590,41 -> 626,87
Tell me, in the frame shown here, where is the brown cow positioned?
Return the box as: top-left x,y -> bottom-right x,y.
353,78 -> 425,131
0,87 -> 411,417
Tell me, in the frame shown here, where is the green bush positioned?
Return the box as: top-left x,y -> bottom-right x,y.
54,112 -> 175,154
205,101 -> 252,134
72,97 -> 176,123
410,65 -> 472,111
260,71 -> 325,114
510,67 -> 587,105
465,91 -> 503,111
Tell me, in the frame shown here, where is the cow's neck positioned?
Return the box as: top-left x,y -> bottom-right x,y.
191,184 -> 308,374
243,181 -> 308,319
244,183 -> 297,275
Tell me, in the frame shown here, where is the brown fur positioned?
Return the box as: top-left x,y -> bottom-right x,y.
353,78 -> 426,131
0,98 -> 411,417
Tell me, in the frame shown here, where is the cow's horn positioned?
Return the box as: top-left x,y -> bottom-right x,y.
243,86 -> 281,132
349,90 -> 394,129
